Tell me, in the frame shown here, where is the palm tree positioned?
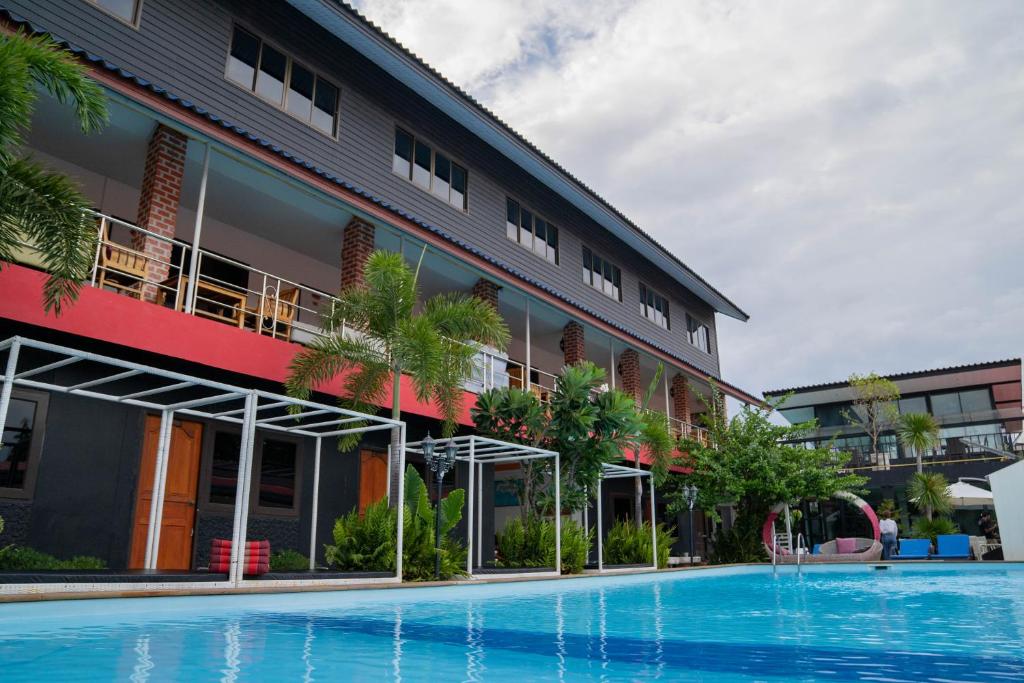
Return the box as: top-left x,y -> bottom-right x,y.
897,412 -> 940,473
0,30 -> 108,313
907,471 -> 952,521
631,363 -> 675,526
286,249 -> 509,503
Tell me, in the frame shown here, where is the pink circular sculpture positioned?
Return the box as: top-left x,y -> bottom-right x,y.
762,491 -> 879,558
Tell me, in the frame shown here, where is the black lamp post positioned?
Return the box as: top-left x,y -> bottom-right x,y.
422,434 -> 458,579
682,483 -> 699,562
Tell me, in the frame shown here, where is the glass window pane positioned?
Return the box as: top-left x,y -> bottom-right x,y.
259,440 -> 297,509
227,27 -> 260,89
210,432 -> 241,505
94,0 -> 137,22
930,392 -> 961,416
0,398 -> 36,490
286,61 -> 314,121
312,79 -> 338,135
959,389 -> 992,413
450,164 -> 467,209
506,198 -> 519,241
898,396 -> 927,414
255,44 -> 287,103
432,153 -> 451,201
520,209 -> 534,249
413,140 -> 432,188
533,219 -> 547,256
393,129 -> 413,177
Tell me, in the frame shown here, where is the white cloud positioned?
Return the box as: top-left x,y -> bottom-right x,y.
352,0 -> 1024,395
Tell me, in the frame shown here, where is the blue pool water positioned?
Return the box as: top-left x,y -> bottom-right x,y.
1,564 -> 1022,681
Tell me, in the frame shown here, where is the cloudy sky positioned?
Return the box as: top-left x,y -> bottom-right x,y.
353,0 -> 1024,397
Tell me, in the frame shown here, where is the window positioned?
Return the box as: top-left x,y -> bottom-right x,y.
898,396 -> 927,414
639,283 -> 670,329
392,128 -> 468,209
0,390 -> 48,499
815,403 -> 854,428
227,26 -> 339,136
506,198 -> 558,264
686,313 -> 710,353
86,0 -> 141,25
779,406 -> 814,425
928,389 -> 993,417
929,392 -> 962,417
582,247 -> 621,300
206,431 -> 301,515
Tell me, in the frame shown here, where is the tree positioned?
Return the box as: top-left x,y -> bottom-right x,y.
843,373 -> 900,459
0,30 -> 108,313
897,412 -> 940,473
631,363 -> 676,526
907,471 -> 952,521
672,389 -> 867,562
286,250 -> 509,503
472,362 -> 641,516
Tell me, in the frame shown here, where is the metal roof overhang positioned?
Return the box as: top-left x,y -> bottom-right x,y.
286,0 -> 748,322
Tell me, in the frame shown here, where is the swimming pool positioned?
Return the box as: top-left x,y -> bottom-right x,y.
1,563 -> 1021,681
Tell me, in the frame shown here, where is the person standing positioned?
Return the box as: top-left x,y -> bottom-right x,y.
880,511 -> 899,560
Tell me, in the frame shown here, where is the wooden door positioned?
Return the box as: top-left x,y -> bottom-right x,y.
129,416 -> 204,570
358,450 -> 388,514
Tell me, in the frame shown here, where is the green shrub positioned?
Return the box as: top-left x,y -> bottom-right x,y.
324,497 -> 397,573
269,549 -> 310,572
0,546 -> 105,571
603,520 -> 676,569
911,517 -> 959,546
559,520 -> 592,574
401,465 -> 467,581
707,527 -> 764,564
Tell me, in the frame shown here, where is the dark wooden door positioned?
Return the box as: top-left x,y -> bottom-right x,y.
129,416 -> 204,570
358,450 -> 388,514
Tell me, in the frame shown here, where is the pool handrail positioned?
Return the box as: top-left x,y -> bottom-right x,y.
796,533 -> 806,573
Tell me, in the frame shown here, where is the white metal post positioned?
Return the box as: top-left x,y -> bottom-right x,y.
183,143 -> 211,315
0,339 -> 21,447
476,462 -> 483,567
229,393 -> 255,585
385,443 -> 391,502
235,392 -> 259,584
609,339 -> 616,390
395,423 -> 406,581
144,409 -> 174,569
650,475 -> 658,570
554,452 -> 561,574
663,371 -> 670,418
467,437 -> 476,577
524,298 -> 531,392
597,478 -> 603,571
308,436 -> 322,571
583,487 -> 589,565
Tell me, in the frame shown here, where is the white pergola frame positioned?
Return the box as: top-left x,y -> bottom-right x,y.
0,336 -> 406,595
594,463 -> 657,573
405,434 -> 561,580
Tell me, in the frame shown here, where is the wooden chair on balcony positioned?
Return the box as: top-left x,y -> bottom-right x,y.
247,287 -> 300,341
96,224 -> 149,299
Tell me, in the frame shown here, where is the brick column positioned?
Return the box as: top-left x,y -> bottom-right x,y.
561,321 -> 585,366
135,124 -> 188,301
618,348 -> 641,404
471,278 -> 501,311
340,217 -> 375,291
671,373 -> 692,424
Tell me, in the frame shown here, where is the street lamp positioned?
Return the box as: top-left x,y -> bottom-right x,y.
422,433 -> 458,579
682,483 -> 699,563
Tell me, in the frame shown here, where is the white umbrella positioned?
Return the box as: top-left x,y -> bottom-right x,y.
946,481 -> 994,508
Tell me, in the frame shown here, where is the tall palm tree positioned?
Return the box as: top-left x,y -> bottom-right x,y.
286,249 -> 509,503
897,412 -> 940,473
907,471 -> 952,522
0,30 -> 108,313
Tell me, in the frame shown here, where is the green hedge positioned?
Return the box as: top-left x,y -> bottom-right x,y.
0,546 -> 105,571
496,517 -> 592,574
603,520 -> 675,569
269,549 -> 310,572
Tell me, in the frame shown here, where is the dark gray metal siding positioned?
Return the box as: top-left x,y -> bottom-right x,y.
5,0 -> 721,376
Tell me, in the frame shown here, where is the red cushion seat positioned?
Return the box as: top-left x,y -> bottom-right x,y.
208,538 -> 270,575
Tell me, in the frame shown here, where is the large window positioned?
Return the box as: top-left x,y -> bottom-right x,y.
393,128 -> 468,210
0,390 -> 48,499
686,313 -> 710,353
898,396 -> 927,414
779,406 -> 814,425
206,431 -> 300,515
506,198 -> 558,264
85,0 -> 141,25
929,388 -> 993,417
639,283 -> 670,329
582,247 -> 621,300
227,26 -> 339,137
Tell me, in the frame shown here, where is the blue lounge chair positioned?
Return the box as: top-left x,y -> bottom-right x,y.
894,539 -> 930,560
933,534 -> 971,560
812,544 -> 822,555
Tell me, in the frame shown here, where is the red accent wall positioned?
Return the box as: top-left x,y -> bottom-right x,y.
0,264 -> 470,425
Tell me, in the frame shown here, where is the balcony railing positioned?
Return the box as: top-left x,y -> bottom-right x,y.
10,212 -> 709,439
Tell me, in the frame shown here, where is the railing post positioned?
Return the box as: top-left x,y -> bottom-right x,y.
183,143 -> 211,315
524,298 -> 531,393
90,217 -> 104,287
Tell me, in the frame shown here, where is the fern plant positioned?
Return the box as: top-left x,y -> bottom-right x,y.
324,497 -> 397,572
495,517 -> 592,574
603,520 -> 676,568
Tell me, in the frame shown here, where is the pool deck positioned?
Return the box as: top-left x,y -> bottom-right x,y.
2,560 -> 1016,604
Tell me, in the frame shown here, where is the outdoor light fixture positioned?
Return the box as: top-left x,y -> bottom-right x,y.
682,483 -> 699,562
422,433 -> 458,579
